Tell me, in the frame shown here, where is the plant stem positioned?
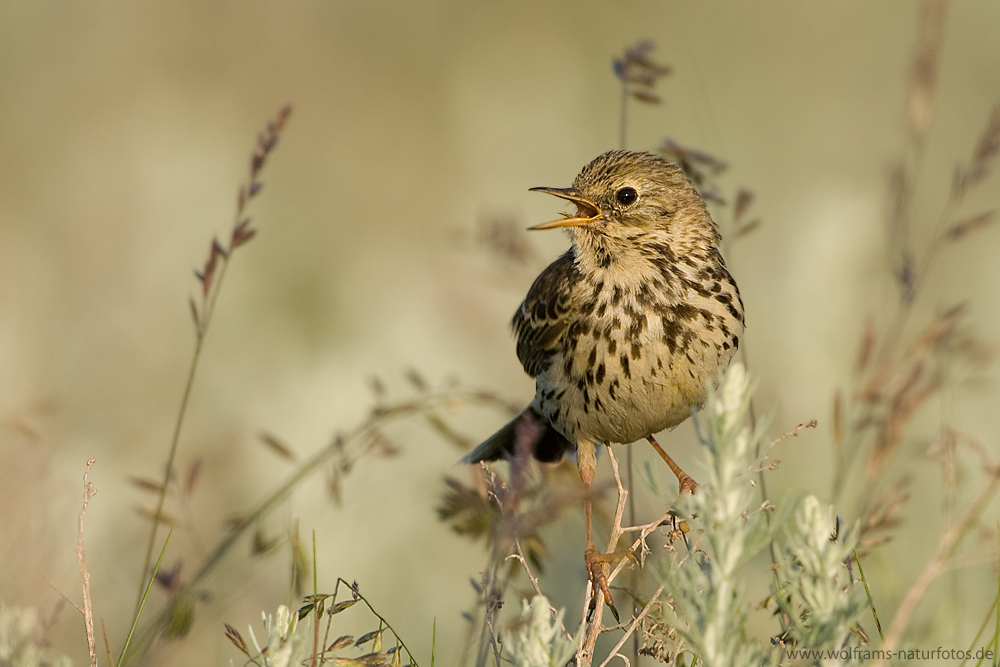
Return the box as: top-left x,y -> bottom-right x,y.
875,467 -> 1000,663
77,459 -> 98,667
123,388 -> 510,664
334,578 -> 421,667
135,257 -> 231,613
619,83 -> 628,152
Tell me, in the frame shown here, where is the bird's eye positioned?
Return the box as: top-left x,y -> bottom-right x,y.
615,187 -> 638,206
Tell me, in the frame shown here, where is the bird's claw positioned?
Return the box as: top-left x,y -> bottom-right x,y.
676,469 -> 698,496
584,546 -> 636,622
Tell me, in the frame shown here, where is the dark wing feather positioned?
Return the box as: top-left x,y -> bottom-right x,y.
460,405 -> 574,463
512,250 -> 580,377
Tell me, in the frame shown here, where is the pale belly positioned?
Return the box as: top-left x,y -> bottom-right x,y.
534,308 -> 736,445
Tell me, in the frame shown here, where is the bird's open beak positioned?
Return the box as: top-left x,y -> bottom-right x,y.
527,187 -> 602,230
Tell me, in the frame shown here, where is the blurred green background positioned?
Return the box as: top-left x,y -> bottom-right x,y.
1,1 -> 998,664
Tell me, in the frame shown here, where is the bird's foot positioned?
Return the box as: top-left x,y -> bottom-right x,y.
583,546 -> 637,623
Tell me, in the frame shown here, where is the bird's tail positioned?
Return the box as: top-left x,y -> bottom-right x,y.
461,406 -> 574,464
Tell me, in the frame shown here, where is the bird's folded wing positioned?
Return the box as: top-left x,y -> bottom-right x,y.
512,250 -> 581,378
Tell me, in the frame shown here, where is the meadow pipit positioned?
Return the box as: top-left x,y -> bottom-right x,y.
464,150 -> 744,619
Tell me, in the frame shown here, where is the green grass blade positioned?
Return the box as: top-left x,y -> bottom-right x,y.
854,548 -> 884,642
118,527 -> 172,667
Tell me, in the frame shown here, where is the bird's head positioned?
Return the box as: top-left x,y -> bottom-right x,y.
529,150 -> 718,252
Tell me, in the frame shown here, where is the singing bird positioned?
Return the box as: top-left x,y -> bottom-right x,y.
463,150 -> 744,618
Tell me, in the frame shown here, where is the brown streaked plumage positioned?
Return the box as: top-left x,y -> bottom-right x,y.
463,150 -> 744,620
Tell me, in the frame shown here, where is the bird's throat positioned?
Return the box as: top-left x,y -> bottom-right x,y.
572,228 -> 672,287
